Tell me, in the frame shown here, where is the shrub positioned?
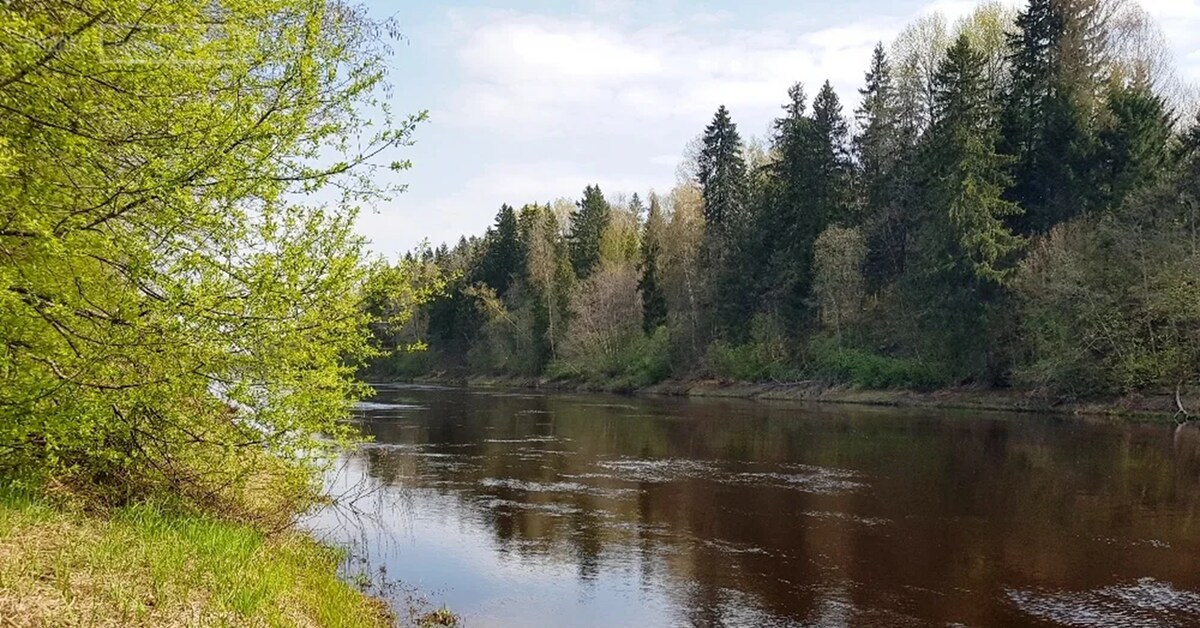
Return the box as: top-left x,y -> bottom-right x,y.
806,336 -> 950,390
705,315 -> 794,381
615,326 -> 673,388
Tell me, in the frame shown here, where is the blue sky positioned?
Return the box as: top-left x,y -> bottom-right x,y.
353,0 -> 1200,257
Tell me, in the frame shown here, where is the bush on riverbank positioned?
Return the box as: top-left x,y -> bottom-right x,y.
806,336 -> 950,391
545,326 -> 672,390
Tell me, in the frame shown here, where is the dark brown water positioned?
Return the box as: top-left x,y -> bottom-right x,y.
306,384 -> 1200,627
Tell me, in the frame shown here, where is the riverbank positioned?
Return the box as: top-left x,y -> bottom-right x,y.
408,375 -> 1193,421
0,485 -> 392,627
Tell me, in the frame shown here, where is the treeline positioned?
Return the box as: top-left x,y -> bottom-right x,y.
371,0 -> 1200,398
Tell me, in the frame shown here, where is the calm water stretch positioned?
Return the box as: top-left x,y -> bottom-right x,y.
306,384 -> 1200,627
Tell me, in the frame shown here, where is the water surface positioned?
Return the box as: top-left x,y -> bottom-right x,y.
307,385 -> 1200,627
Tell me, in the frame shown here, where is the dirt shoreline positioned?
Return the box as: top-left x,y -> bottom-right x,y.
399,375 -> 1194,422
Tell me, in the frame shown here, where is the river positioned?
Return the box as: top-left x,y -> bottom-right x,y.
305,384 -> 1200,627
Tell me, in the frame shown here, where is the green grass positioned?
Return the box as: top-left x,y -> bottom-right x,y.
0,484 -> 392,627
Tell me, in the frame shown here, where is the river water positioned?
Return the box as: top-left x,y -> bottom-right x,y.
305,384 -> 1200,627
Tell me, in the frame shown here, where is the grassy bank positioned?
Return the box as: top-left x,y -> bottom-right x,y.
0,485 -> 391,627
408,374 -> 1193,421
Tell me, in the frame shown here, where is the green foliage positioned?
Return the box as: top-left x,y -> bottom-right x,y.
855,42 -> 915,294
705,315 -> 793,381
477,204 -> 524,296
388,0 -> 1198,401
1096,85 -> 1176,210
638,194 -> 669,333
1012,211 -> 1200,396
813,226 -> 868,337
615,326 -> 673,388
697,105 -> 749,233
756,80 -> 855,328
568,185 -> 611,279
1001,0 -> 1095,233
929,36 -> 1024,284
546,320 -> 670,389
0,0 -> 422,508
807,336 -> 949,390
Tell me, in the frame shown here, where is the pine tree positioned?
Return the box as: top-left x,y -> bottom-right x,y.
696,105 -> 749,234
568,185 -> 610,280
638,193 -> 669,333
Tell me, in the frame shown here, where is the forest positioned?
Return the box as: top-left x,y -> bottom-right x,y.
370,0 -> 1200,401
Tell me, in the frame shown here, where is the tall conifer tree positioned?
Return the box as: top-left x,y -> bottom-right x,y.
855,43 -> 912,290
927,35 -> 1024,284
1002,0 -> 1094,233
1096,85 -> 1175,210
697,105 -> 749,234
638,193 -> 669,333
478,204 -> 523,296
810,81 -> 854,226
568,185 -> 610,279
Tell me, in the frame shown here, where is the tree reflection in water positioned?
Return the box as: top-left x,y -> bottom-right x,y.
305,385 -> 1200,627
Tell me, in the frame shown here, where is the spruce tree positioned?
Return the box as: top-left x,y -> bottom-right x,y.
697,105 -> 749,234
747,83 -> 811,322
855,44 -> 902,198
638,193 -> 669,333
567,185 -> 610,280
928,35 -> 1024,284
1097,85 -> 1175,210
855,43 -> 912,291
810,81 -> 853,225
629,192 -> 646,222
1001,0 -> 1094,233
697,106 -> 756,335
760,81 -> 853,323
478,203 -> 523,296
911,35 -> 1024,376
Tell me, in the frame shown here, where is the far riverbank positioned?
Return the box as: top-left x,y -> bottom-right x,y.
400,375 -> 1194,422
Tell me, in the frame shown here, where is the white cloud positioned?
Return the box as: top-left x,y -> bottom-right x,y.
443,10 -> 900,138
459,16 -> 664,82
360,0 -> 1200,254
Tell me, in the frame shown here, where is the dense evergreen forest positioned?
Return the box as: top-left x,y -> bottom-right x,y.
370,0 -> 1200,401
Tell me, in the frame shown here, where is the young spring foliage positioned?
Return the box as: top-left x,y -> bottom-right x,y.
0,0 -> 425,509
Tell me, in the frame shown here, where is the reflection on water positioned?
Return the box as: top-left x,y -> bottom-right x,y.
306,385 -> 1200,627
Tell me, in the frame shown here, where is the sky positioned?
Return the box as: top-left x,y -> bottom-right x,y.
352,0 -> 1200,257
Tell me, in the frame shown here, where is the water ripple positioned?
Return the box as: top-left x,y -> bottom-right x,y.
1008,578 -> 1200,627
